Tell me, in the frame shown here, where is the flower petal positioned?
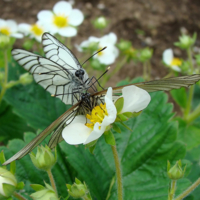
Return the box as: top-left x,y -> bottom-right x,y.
58,27 -> 77,37
100,32 -> 117,46
37,10 -> 54,23
83,123 -> 104,144
171,65 -> 181,72
53,1 -> 72,16
120,85 -> 151,113
96,51 -> 116,65
18,23 -> 31,34
10,33 -> 23,38
6,20 -> 18,32
68,9 -> 84,26
163,48 -> 173,65
0,19 -> 6,28
62,116 -> 91,145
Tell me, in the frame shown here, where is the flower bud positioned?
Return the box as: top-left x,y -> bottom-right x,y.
117,39 -> 132,52
0,34 -> 10,50
139,47 -> 153,62
174,33 -> 196,50
0,167 -> 17,198
93,16 -> 108,30
30,145 -> 57,171
167,160 -> 186,180
30,182 -> 58,200
19,73 -> 33,85
67,178 -> 90,199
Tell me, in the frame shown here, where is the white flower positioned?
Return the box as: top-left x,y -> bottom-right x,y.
119,85 -> 151,114
0,19 -> 23,38
62,87 -> 117,145
37,1 -> 84,37
62,86 -> 151,145
18,22 -> 45,42
77,32 -> 119,65
163,49 -> 182,72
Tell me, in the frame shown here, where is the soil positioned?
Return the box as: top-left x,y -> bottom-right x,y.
1,0 -> 200,86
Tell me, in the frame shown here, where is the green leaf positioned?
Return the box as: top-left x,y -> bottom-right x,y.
0,100 -> 34,144
170,87 -> 187,109
4,59 -> 70,130
59,92 -> 190,200
175,117 -> 200,150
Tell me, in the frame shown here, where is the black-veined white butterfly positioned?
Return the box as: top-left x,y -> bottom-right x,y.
3,33 -> 200,165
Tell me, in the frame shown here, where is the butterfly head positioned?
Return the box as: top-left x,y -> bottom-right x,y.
75,69 -> 85,81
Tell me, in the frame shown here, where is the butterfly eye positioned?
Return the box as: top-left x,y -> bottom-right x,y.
81,70 -> 85,75
75,71 -> 80,77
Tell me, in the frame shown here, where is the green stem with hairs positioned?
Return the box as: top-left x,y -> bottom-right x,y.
13,192 -> 27,200
47,169 -> 57,197
0,50 -> 8,104
175,177 -> 200,200
111,145 -> 123,200
185,103 -> 200,123
184,47 -> 195,117
168,180 -> 177,200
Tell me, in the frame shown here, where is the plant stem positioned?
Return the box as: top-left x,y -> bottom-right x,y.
147,60 -> 151,80
184,47 -> 195,118
101,56 -> 127,88
143,61 -> 147,80
168,180 -> 176,200
13,192 -> 27,200
111,145 -> 123,200
0,50 -> 8,104
47,169 -> 57,197
184,85 -> 194,118
175,177 -> 200,200
186,103 -> 200,123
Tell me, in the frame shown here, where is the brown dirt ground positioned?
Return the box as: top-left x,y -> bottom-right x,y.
1,0 -> 200,87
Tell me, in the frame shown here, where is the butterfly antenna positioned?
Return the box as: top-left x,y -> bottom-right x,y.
90,66 -> 110,87
81,47 -> 107,66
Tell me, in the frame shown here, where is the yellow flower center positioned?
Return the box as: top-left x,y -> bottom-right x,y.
0,27 -> 10,36
31,24 -> 43,36
97,48 -> 104,56
85,103 -> 108,130
170,58 -> 182,66
53,15 -> 68,28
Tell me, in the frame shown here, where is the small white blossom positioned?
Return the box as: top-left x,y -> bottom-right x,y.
18,22 -> 46,42
62,86 -> 151,145
37,1 -> 84,37
0,19 -> 23,38
77,32 -> 119,65
163,49 -> 182,72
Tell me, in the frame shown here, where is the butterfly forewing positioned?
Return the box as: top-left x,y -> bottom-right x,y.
12,49 -> 81,104
42,33 -> 82,71
3,102 -> 80,165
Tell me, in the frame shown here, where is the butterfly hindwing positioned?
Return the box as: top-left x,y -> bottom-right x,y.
92,74 -> 200,97
3,102 -> 80,165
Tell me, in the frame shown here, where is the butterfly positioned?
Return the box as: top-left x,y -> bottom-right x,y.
11,32 -> 100,105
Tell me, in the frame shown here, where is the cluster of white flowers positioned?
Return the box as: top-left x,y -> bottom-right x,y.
62,86 -> 151,145
77,32 -> 119,65
1,1 -> 84,42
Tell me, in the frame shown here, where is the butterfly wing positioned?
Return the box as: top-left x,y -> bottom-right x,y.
3,102 -> 80,165
12,49 -> 80,104
42,32 -> 82,71
92,74 -> 200,96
